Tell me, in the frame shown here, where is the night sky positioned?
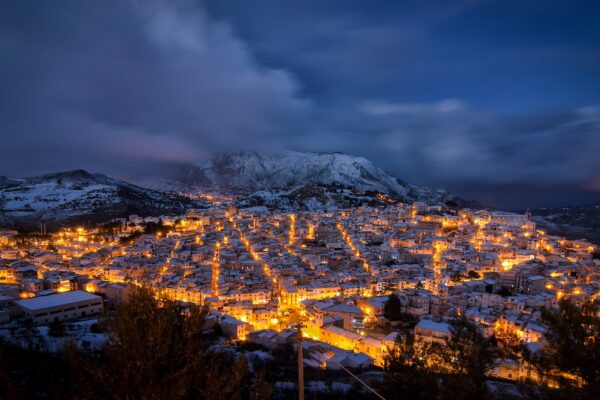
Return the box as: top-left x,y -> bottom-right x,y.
1,0 -> 599,209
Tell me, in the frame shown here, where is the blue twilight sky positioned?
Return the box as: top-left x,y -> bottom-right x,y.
0,0 -> 599,209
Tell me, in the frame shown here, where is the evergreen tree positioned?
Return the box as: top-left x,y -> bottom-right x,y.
48,319 -> 66,337
383,293 -> 403,321
467,270 -> 481,279
68,286 -> 263,400
413,316 -> 495,400
441,316 -> 495,400
250,370 -> 273,400
379,332 -> 440,400
382,281 -> 396,294
524,299 -> 600,399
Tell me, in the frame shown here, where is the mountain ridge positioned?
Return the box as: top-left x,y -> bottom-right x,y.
147,150 -> 479,208
0,151 -> 482,230
528,202 -> 600,245
0,169 -> 203,231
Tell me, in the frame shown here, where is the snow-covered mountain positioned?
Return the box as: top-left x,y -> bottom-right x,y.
0,152 -> 479,230
0,170 -> 201,230
205,151 -> 412,195
149,151 -> 476,209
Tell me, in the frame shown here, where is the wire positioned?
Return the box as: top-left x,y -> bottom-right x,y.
332,361 -> 386,400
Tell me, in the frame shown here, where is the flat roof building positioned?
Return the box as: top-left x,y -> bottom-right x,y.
414,319 -> 451,344
16,290 -> 103,325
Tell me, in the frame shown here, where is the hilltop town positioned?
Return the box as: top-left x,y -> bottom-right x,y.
0,202 -> 598,385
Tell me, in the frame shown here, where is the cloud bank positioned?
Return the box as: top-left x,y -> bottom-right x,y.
0,0 -> 309,177
0,0 -> 599,208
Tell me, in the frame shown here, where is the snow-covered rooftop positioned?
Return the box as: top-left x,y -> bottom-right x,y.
415,319 -> 451,333
16,290 -> 101,311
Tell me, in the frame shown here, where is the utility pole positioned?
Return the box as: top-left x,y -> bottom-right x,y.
293,323 -> 305,400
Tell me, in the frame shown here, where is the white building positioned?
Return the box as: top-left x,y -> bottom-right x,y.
220,314 -> 254,340
16,290 -> 103,325
414,319 -> 451,344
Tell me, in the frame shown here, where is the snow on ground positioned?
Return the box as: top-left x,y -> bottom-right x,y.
3,182 -> 116,212
202,150 -> 415,197
245,349 -> 273,372
0,318 -> 107,352
275,380 -> 353,393
305,380 -> 353,392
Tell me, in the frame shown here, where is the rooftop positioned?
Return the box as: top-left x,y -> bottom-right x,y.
15,290 -> 101,311
415,319 -> 451,334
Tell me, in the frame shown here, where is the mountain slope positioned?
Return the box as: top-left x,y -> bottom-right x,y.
530,203 -> 600,244
0,170 -> 202,230
204,151 -> 413,195
0,152 -> 480,230
149,151 -> 477,209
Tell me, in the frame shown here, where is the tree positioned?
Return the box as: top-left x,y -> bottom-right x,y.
48,319 -> 66,337
119,231 -> 141,245
17,318 -> 46,352
383,293 -> 403,321
0,340 -> 73,399
143,219 -> 164,235
524,299 -> 600,399
68,286 -> 259,400
496,286 -> 512,297
382,281 -> 397,294
379,332 -> 440,400
445,200 -> 459,209
249,370 -> 273,400
417,316 -> 495,400
467,270 -> 481,280
443,316 -> 495,399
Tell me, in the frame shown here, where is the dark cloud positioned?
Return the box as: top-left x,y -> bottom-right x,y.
287,100 -> 600,207
0,0 -> 310,177
0,0 -> 599,209
204,0 -> 600,109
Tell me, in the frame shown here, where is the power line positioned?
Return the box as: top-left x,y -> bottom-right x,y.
292,322 -> 384,400
332,361 -> 386,400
